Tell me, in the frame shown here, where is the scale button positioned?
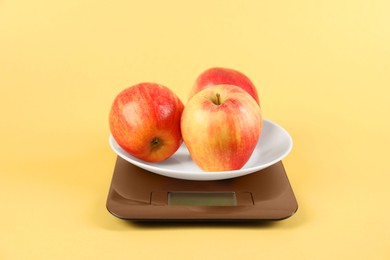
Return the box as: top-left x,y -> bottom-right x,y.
150,191 -> 167,206
236,192 -> 254,206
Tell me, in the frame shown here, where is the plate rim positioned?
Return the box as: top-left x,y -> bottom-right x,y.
109,118 -> 293,180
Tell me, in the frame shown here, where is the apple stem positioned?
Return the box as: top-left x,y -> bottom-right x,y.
216,93 -> 221,105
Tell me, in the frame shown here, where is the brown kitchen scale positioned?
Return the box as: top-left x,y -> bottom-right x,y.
106,156 -> 298,221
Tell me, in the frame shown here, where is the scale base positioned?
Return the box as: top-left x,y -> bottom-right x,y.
106,157 -> 298,221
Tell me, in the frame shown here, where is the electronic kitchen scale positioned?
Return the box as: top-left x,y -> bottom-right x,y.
106,156 -> 298,221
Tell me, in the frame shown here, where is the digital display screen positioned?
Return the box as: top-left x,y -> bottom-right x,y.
168,192 -> 237,206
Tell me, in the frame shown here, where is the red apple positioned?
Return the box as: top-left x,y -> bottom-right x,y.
109,83 -> 184,162
181,84 -> 262,171
189,67 -> 260,105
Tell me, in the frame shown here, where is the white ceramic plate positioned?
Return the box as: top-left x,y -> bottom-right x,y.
109,119 -> 292,181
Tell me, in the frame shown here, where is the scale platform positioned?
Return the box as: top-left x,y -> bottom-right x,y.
106,156 -> 298,221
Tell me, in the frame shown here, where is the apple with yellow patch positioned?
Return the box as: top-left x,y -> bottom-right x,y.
189,67 -> 260,105
181,84 -> 262,171
109,83 -> 184,162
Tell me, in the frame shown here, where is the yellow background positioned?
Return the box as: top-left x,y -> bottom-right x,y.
1,0 -> 389,259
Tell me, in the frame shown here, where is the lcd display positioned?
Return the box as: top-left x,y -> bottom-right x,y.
168,192 -> 237,206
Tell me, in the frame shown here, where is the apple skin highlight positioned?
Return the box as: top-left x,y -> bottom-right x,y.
181,84 -> 262,172
109,82 -> 184,162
